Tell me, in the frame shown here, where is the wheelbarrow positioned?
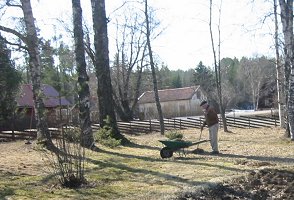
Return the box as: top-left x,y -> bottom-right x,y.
158,139 -> 210,158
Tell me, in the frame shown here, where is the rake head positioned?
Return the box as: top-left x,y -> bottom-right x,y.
192,148 -> 204,154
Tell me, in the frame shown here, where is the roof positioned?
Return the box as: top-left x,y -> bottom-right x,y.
17,84 -> 71,108
138,86 -> 200,104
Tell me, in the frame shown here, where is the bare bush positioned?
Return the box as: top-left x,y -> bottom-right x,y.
42,126 -> 87,188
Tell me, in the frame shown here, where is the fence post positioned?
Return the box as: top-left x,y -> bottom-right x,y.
149,119 -> 152,132
173,118 -> 176,129
180,119 -> 182,129
234,111 -> 236,125
219,116 -> 222,128
248,117 -> 251,128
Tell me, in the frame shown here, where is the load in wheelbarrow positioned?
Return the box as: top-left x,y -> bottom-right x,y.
158,139 -> 210,158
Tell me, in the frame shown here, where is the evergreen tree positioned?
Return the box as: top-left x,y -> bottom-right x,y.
171,73 -> 182,88
39,39 -> 60,90
0,34 -> 22,124
57,42 -> 77,102
157,63 -> 172,89
193,61 -> 215,94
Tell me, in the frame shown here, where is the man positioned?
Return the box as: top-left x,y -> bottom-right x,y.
200,100 -> 219,154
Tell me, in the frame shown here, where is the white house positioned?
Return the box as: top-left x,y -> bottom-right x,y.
137,86 -> 207,120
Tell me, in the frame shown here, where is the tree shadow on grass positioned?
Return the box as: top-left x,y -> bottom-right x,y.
0,187 -> 15,199
125,141 -> 161,151
87,148 -> 245,174
217,152 -> 294,164
188,150 -> 294,164
39,150 -> 247,188
91,140 -> 251,173
85,157 -> 210,187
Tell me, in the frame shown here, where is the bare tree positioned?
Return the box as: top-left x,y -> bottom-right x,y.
111,8 -> 147,121
71,0 -> 94,148
278,0 -> 294,140
0,0 -> 59,149
144,0 -> 164,134
274,0 -> 286,128
239,57 -> 275,110
209,0 -> 228,132
90,0 -> 127,142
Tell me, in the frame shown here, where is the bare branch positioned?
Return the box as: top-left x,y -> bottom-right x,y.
107,1 -> 128,20
6,0 -> 22,9
0,36 -> 28,50
0,25 -> 27,43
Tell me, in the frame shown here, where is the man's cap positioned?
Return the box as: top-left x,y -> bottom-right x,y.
200,100 -> 207,106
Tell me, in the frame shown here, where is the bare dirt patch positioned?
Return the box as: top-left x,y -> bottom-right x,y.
175,168 -> 294,199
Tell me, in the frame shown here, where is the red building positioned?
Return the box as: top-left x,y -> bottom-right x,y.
15,84 -> 71,129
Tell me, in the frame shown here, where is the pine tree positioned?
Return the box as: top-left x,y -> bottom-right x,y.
0,34 -> 21,124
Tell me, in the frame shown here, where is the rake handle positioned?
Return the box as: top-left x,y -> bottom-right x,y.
196,129 -> 203,149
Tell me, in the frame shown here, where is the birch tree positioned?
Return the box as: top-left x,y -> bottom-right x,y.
239,57 -> 275,111
278,0 -> 294,140
274,0 -> 286,128
71,0 -> 94,148
0,0 -> 59,148
20,0 -> 56,146
209,0 -> 228,132
144,0 -> 164,134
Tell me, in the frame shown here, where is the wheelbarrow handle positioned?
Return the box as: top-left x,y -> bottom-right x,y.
192,139 -> 210,146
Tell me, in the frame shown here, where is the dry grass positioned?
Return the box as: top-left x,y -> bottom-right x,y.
0,127 -> 293,199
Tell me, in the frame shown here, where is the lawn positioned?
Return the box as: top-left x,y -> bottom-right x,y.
0,127 -> 293,199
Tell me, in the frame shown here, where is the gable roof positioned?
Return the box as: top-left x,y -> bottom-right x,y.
17,84 -> 71,108
138,86 -> 201,104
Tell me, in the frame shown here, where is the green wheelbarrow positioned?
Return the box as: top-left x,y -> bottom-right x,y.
158,139 -> 210,158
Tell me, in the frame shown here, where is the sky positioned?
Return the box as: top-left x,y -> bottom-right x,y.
2,0 -> 275,71
151,0 -> 275,69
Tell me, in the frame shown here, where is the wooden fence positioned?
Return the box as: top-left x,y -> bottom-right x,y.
0,128 -> 61,142
0,114 -> 279,141
116,114 -> 279,134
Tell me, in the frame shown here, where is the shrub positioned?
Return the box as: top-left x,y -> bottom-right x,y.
94,116 -> 121,148
42,126 -> 87,188
165,130 -> 183,140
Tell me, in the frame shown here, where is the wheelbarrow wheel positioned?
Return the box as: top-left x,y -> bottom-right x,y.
160,147 -> 173,158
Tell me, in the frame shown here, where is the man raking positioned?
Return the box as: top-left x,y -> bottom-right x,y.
200,100 -> 220,155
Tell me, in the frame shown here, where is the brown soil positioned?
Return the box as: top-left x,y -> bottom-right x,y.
175,168 -> 294,199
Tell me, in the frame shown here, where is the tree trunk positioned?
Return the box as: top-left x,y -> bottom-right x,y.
274,0 -> 286,128
288,72 -> 294,140
131,47 -> 146,112
21,0 -> 54,146
114,52 -> 134,121
71,0 -> 94,148
91,0 -> 127,142
209,0 -> 228,132
111,17 -> 146,122
279,0 -> 293,139
144,0 -> 165,134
